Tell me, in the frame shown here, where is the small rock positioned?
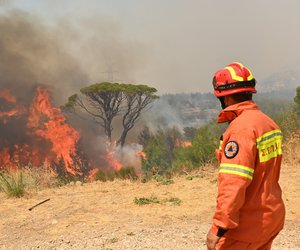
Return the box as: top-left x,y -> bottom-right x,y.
51,219 -> 58,225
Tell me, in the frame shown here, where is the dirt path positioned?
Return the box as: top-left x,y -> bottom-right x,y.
0,163 -> 299,250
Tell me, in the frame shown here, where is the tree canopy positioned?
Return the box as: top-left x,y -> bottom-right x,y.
65,82 -> 159,146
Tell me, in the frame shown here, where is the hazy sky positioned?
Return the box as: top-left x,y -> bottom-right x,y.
1,0 -> 300,94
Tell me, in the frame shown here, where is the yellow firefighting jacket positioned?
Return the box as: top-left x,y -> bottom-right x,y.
211,100 -> 285,242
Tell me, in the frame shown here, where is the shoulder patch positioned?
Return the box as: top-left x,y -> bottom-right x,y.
224,141 -> 239,159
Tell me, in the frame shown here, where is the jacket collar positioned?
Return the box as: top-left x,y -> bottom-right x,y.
217,100 -> 259,123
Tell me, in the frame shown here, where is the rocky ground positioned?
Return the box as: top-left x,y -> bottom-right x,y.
0,163 -> 299,250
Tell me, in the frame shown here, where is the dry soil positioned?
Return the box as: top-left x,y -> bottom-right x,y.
0,163 -> 299,250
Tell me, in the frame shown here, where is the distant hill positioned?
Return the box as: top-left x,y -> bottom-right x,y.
143,89 -> 296,130
142,93 -> 219,130
259,66 -> 300,93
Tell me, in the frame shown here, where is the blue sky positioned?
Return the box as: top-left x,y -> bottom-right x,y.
1,0 -> 300,94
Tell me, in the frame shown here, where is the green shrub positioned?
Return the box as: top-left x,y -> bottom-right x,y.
134,196 -> 182,206
294,86 -> 300,114
165,197 -> 182,206
115,166 -> 138,180
95,169 -> 108,182
106,170 -> 116,181
171,122 -> 222,174
95,167 -> 138,182
275,110 -> 300,137
0,171 -> 25,198
188,124 -> 219,164
273,87 -> 300,137
171,147 -> 195,173
142,129 -> 172,174
153,174 -> 174,185
134,196 -> 160,205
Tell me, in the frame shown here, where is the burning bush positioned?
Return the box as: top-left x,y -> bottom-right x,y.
0,87 -> 88,176
0,86 -> 143,182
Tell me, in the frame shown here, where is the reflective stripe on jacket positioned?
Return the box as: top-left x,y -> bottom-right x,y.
211,100 -> 285,243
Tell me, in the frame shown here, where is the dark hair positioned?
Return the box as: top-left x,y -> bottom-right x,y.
230,92 -> 252,102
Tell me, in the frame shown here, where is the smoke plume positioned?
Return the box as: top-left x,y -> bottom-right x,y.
0,9 -> 146,174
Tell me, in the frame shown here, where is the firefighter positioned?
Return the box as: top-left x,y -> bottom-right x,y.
206,62 -> 285,250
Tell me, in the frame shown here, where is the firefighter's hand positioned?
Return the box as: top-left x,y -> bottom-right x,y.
206,228 -> 220,250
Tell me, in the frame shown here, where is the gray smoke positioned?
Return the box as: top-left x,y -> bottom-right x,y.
0,9 -> 148,171
0,10 -> 89,105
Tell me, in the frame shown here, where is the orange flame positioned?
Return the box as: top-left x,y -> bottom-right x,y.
175,139 -> 192,148
136,150 -> 147,160
27,87 -> 82,175
181,140 -> 192,147
0,89 -> 16,103
0,89 -> 25,123
88,168 -> 99,181
0,148 -> 13,169
102,142 -> 122,171
0,86 -> 144,178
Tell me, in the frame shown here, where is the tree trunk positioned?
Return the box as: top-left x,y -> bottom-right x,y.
117,129 -> 128,147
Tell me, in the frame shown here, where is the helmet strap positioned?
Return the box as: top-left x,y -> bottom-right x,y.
214,79 -> 256,91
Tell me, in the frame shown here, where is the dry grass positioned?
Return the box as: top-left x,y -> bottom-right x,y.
0,165 -> 61,198
0,161 -> 298,249
0,170 -> 25,198
21,165 -> 60,190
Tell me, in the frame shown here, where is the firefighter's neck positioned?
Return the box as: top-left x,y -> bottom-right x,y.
224,95 -> 238,108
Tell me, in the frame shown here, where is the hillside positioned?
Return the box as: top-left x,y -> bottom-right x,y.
0,162 -> 299,249
259,65 -> 300,93
143,90 -> 295,130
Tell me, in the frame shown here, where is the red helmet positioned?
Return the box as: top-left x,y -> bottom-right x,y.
212,62 -> 257,97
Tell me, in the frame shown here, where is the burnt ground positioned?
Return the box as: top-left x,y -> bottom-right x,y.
0,163 -> 299,250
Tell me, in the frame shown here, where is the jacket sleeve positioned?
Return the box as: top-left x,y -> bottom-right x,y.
212,130 -> 257,233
